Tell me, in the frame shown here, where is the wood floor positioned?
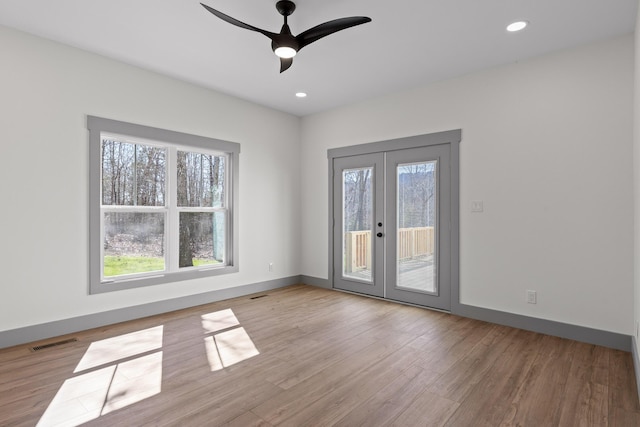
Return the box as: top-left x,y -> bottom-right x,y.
1,284 -> 639,426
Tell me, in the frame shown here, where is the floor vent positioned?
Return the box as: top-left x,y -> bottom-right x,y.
30,338 -> 78,352
250,294 -> 268,300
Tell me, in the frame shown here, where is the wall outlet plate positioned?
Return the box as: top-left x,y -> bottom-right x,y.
526,290 -> 537,304
471,200 -> 484,213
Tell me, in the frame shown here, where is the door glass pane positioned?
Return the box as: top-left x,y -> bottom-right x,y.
396,161 -> 437,293
342,167 -> 373,282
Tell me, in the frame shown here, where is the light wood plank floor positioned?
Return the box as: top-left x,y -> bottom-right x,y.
1,284 -> 639,426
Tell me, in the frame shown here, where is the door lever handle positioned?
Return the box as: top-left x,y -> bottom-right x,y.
376,232 -> 383,237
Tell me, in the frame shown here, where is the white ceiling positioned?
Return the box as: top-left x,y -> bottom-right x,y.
0,0 -> 637,116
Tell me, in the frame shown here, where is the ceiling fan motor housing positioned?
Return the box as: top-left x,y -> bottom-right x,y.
271,23 -> 299,55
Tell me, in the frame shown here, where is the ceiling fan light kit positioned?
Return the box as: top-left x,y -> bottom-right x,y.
275,46 -> 297,59
201,0 -> 371,72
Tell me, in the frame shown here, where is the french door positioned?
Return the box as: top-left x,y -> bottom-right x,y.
332,144 -> 451,310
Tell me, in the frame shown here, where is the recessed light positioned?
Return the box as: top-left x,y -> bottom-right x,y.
295,92 -> 307,98
506,21 -> 528,32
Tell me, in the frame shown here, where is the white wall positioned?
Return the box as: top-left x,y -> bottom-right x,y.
301,35 -> 634,334
0,25 -> 301,332
0,22 -> 635,339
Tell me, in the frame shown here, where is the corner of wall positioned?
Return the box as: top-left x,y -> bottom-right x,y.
634,336 -> 640,405
633,0 -> 640,404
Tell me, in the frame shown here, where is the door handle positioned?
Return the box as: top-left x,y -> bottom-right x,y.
376,232 -> 383,237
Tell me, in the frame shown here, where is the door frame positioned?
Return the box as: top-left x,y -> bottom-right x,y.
332,153 -> 385,298
327,129 -> 461,311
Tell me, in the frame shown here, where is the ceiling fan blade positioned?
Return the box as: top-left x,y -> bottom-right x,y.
296,17 -> 371,50
200,3 -> 277,39
280,57 -> 293,73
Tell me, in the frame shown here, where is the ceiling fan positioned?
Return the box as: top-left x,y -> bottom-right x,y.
200,1 -> 371,73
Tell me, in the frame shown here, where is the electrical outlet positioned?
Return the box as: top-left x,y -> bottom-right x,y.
269,262 -> 274,272
471,200 -> 484,213
636,321 -> 639,339
526,290 -> 537,304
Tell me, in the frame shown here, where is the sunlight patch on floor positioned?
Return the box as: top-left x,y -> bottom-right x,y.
74,326 -> 164,373
38,327 -> 164,427
201,308 -> 240,334
202,310 -> 260,371
204,327 -> 260,371
101,351 -> 163,414
38,309 -> 261,426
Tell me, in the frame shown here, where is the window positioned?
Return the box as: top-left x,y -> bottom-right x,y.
89,116 -> 239,293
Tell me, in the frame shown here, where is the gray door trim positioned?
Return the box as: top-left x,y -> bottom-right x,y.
327,130 -> 461,158
328,130 -> 461,311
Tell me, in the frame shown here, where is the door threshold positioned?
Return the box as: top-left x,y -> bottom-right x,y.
332,287 -> 451,314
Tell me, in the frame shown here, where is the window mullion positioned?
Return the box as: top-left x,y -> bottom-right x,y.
224,153 -> 232,265
168,146 -> 178,273
133,144 -> 138,206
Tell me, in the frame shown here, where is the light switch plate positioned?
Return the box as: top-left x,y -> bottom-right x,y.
471,200 -> 484,213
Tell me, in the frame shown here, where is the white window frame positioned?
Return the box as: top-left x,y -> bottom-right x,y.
89,116 -> 240,294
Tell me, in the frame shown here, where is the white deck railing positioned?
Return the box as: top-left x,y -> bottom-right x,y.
345,226 -> 434,272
